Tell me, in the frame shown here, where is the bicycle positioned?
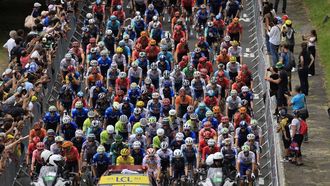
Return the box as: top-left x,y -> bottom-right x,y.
159,169 -> 170,186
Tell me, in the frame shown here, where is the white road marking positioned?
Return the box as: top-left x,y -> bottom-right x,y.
239,18 -> 251,22
246,48 -> 250,52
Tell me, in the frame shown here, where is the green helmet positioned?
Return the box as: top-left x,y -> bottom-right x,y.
115,134 -> 123,142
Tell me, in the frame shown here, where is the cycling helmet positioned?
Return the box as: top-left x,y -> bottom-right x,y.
110,15 -> 117,21
213,152 -> 224,160
98,92 -> 106,99
239,107 -> 247,114
193,71 -> 201,78
135,127 -> 143,135
241,86 -> 249,92
150,39 -> 156,45
247,134 -> 255,140
230,89 -> 238,96
239,121 -> 248,128
201,4 -> 206,9
221,127 -> 229,134
131,61 -> 138,68
90,60 -> 98,66
47,129 -> 55,136
119,41 -> 126,47
163,70 -> 170,78
136,101 -> 145,107
100,50 -> 107,56
55,136 -> 64,142
116,47 -> 123,53
87,133 -> 96,140
77,91 -> 84,98
148,4 -> 154,10
187,105 -> 194,112
207,90 -> 215,97
119,115 -> 128,123
157,128 -> 165,136
97,145 -> 106,154
213,106 -> 220,113
96,80 -> 103,88
233,17 -> 239,23
133,141 -> 141,149
105,29 -> 112,35
242,145 -> 250,152
173,149 -> 182,158
183,123 -> 190,130
48,105 -> 57,112
176,132 -> 184,141
190,113 -> 198,120
75,101 -> 83,109
206,154 -> 214,166
210,77 -> 217,84
33,136 -> 41,143
150,63 -> 157,70
224,138 -> 231,145
207,21 -> 214,27
194,47 -> 202,53
88,18 -> 95,24
185,137 -> 194,145
251,119 -> 258,126
61,141 -> 73,149
49,154 -> 64,167
107,125 -> 115,134
241,99 -> 248,106
224,35 -> 231,42
161,117 -> 170,125
119,72 -> 127,78
115,134 -> 123,142
91,120 -> 100,128
147,148 -> 156,156
159,54 -> 166,61
207,139 -> 216,146
140,118 -> 148,127
183,79 -> 190,86
169,109 -> 176,116
123,97 -> 130,103
152,92 -> 160,99
148,116 -> 157,123
206,111 -> 213,117
164,32 -> 171,38
75,129 -> 84,137
86,13 -> 93,19
127,25 -> 133,30
160,141 -> 168,150
113,102 -> 120,110
139,52 -> 146,58
134,108 -> 142,115
111,62 -> 118,69
62,115 -> 71,124
41,150 -> 53,163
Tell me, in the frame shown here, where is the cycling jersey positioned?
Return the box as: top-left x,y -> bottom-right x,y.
181,145 -> 197,165
63,146 -> 80,162
170,140 -> 185,151
116,155 -> 135,165
201,117 -> 219,129
128,134 -> 147,148
115,121 -> 131,140
43,112 -> 60,131
92,153 -> 111,178
237,151 -> 255,175
153,136 -> 169,149
143,155 -> 161,173
157,149 -> 173,171
105,106 -> 121,126
110,142 -> 128,165
170,157 -> 185,178
71,108 -> 89,128
131,148 -> 145,165
82,141 -> 99,163
71,136 -> 85,153
29,129 -> 47,142
61,122 -> 78,140
202,145 -> 220,161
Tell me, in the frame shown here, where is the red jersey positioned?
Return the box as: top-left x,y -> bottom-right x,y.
116,78 -> 130,91
217,77 -> 230,90
181,0 -> 194,7
198,139 -> 208,153
136,37 -> 150,50
29,129 -> 47,143
202,146 -> 220,161
233,113 -> 251,128
176,43 -> 189,55
72,98 -> 88,108
28,143 -> 37,155
173,31 -> 186,42
63,146 -> 80,162
197,62 -> 213,74
227,23 -> 243,34
92,5 -> 105,14
204,96 -> 218,109
231,82 -> 246,93
145,46 -> 160,58
112,11 -> 125,21
199,128 -> 217,142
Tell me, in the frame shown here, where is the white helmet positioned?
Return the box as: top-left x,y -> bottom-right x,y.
185,137 -> 194,145
86,13 -> 93,19
160,141 -> 168,150
119,72 -> 127,78
169,109 -> 176,116
207,21 -> 214,27
176,132 -> 184,141
221,127 -> 229,134
224,35 -> 231,42
164,32 -> 171,38
91,120 -> 101,127
75,129 -> 84,137
41,150 -> 53,163
152,15 -> 158,21
251,119 -> 258,126
148,4 -> 154,10
88,18 -> 95,24
241,86 -> 249,92
49,154 -> 64,167
105,29 -> 112,35
133,141 -> 141,149
152,92 -> 160,99
97,145 -> 106,154
55,136 -> 64,142
156,128 -> 165,136
206,154 -> 214,166
247,134 -> 255,140
119,115 -> 128,123
183,123 -> 190,130
62,116 -> 71,124
113,102 -> 120,110
173,149 -> 182,157
207,139 -> 216,146
187,105 -> 194,112
107,125 -> 115,134
134,108 -> 142,115
213,152 -> 224,160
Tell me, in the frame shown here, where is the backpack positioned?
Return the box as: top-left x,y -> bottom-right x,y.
299,119 -> 308,135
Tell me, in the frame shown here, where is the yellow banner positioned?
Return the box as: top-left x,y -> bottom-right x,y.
99,175 -> 150,185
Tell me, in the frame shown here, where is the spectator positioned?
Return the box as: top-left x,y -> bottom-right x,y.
3,30 -> 17,61
298,42 -> 314,96
303,29 -> 317,76
268,18 -> 282,66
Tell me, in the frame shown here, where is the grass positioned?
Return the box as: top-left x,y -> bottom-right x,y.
303,0 -> 330,99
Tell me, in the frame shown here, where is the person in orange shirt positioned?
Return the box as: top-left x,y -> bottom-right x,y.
216,48 -> 230,66
226,17 -> 243,42
175,88 -> 193,118
145,39 -> 160,63
132,43 -> 142,61
175,38 -> 189,63
86,68 -> 104,88
136,31 -> 150,50
62,141 -> 81,173
29,122 -> 47,143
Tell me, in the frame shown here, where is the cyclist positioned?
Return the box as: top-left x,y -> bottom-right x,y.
71,129 -> 85,154
236,145 -> 256,185
43,105 -> 60,132
191,71 -> 206,102
231,76 -> 245,94
129,107 -> 144,126
181,137 -> 198,176
30,142 -> 45,176
201,139 -> 220,165
71,101 -> 89,129
250,119 -> 263,146
62,141 -> 81,173
183,64 -> 196,82
86,120 -> 103,142
244,134 -> 260,169
145,117 -> 161,146
92,145 -> 111,179
143,148 -> 161,184
89,80 -> 107,108
221,138 -> 237,178
115,115 -> 131,141
110,134 -> 127,165
195,5 -> 209,33
226,17 -> 242,42
160,34 -> 175,54
235,121 -> 252,149
50,136 -> 64,155
72,91 -> 88,109
43,129 -> 56,150
182,123 -> 197,142
136,52 -> 150,77
204,90 -> 219,110
95,93 -> 110,117
205,21 -> 219,49
132,118 -> 148,134
218,127 -> 234,147
199,121 -> 217,142
157,141 -> 173,178
147,63 -> 162,90
202,111 -> 219,129
104,101 -> 121,127
120,97 -> 134,118
182,105 -> 195,123
128,62 -> 143,86
157,55 -> 171,74
147,93 -> 163,120
61,115 -> 78,141
57,84 -> 75,113
190,47 -> 205,68
153,128 -> 169,149
218,116 -> 235,135
103,30 -> 116,55
144,4 -> 159,24
225,89 -> 242,121
170,149 -> 185,183
81,133 -> 99,164
115,72 -> 129,94
239,86 -> 254,112
170,132 -> 185,151
116,148 -> 135,165
212,106 -> 223,123
239,64 -> 253,89
131,141 -> 145,165
233,107 -> 251,129
198,57 -> 213,76
128,127 -> 147,149
195,102 -> 211,122
106,15 -> 121,38
100,125 -> 115,152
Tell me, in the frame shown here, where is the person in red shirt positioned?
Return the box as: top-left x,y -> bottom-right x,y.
132,43 -> 142,61
213,106 -> 223,122
115,72 -> 130,94
199,122 -> 217,142
92,1 -> 106,23
112,5 -> 126,23
86,37 -> 97,55
197,57 -> 213,76
201,139 -> 220,163
110,0 -> 123,13
233,107 -> 251,129
238,64 -> 253,89
27,136 -> 40,166
62,141 -> 81,173
217,72 -> 230,98
178,55 -> 189,70
226,17 -> 243,42
71,92 -> 88,109
136,31 -> 150,50
173,26 -> 186,47
113,89 -> 125,103
175,38 -> 189,63
216,48 -> 230,66
198,131 -> 211,156
145,39 -> 160,63
204,90 -> 218,109
231,75 -> 246,94
29,122 -> 47,143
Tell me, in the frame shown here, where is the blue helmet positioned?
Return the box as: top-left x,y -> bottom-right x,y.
77,91 -> 84,97
239,121 -> 248,128
119,40 -> 125,47
110,15 -> 117,21
159,55 -> 166,61
164,80 -> 171,88
96,80 -> 103,87
123,97 -> 130,103
135,127 -> 143,134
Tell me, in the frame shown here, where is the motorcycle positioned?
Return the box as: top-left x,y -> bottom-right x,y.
31,166 -> 74,186
198,168 -> 236,186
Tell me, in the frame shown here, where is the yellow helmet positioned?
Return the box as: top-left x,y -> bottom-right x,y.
136,101 -> 145,107
229,56 -> 237,62
231,40 -> 239,46
141,31 -> 148,37
116,47 -> 123,53
285,19 -> 292,25
150,39 -> 156,45
120,148 -> 130,156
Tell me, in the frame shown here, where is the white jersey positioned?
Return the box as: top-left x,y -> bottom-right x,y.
237,151 -> 255,165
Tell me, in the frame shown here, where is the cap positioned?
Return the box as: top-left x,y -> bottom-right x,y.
34,2 -> 42,7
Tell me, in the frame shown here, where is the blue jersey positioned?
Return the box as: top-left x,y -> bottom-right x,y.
43,112 -> 61,126
201,117 -> 219,129
61,122 -> 78,140
157,51 -> 174,63
97,57 -> 112,75
194,107 -> 211,121
105,107 -> 122,119
92,153 -> 111,166
71,108 -> 89,127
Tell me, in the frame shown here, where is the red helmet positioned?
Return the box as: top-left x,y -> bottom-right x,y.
36,142 -> 45,150
182,55 -> 189,62
282,15 -> 289,21
199,57 -> 207,63
242,64 -> 248,70
204,131 -> 211,138
67,65 -> 75,72
174,25 -> 182,31
33,136 -> 41,144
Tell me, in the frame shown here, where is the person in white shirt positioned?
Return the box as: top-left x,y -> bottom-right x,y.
268,19 -> 282,66
3,30 -> 17,61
